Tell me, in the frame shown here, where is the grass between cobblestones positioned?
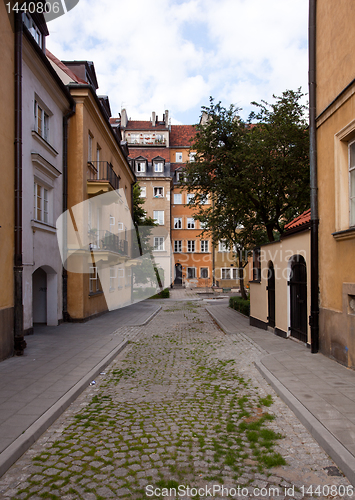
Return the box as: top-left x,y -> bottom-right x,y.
2,301 -> 350,500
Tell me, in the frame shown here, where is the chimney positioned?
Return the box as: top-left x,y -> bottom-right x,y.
152,111 -> 156,126
121,108 -> 128,128
164,109 -> 169,129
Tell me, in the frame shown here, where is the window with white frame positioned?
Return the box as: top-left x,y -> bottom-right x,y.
23,13 -> 42,47
153,186 -> 164,197
174,218 -> 182,229
186,194 -> 195,204
176,171 -> 182,182
129,133 -> 139,144
109,215 -> 115,231
187,267 -> 196,279
140,186 -> 146,197
34,182 -> 49,223
187,240 -> 195,252
350,141 -> 355,226
189,152 -> 196,162
174,240 -> 182,252
118,268 -> 124,288
154,162 -> 164,172
200,221 -> 208,229
200,267 -> 208,278
201,240 -> 209,252
136,161 -> 146,173
154,237 -> 165,251
200,195 -> 209,205
187,218 -> 195,229
89,265 -> 100,293
34,101 -> 49,141
117,222 -> 124,231
219,240 -> 229,252
110,266 -> 116,290
125,267 -> 132,287
153,211 -> 164,225
174,193 -> 182,204
88,133 -> 93,162
176,152 -> 183,162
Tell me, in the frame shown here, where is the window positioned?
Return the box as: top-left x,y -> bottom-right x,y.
129,134 -> 139,144
136,161 -> 146,173
201,240 -> 209,252
23,13 -> 42,47
154,237 -> 164,251
219,240 -> 229,252
125,267 -> 132,287
140,186 -> 146,197
153,187 -> 164,197
154,162 -> 164,172
176,152 -> 183,162
174,240 -> 182,252
153,211 -> 164,225
89,265 -> 100,293
110,267 -> 116,290
253,248 -> 261,281
109,216 -> 115,230
88,133 -> 93,162
174,193 -> 182,204
187,240 -> 195,252
187,218 -> 195,229
189,152 -> 196,162
117,222 -> 124,231
174,218 -> 182,229
155,134 -> 165,144
221,268 -> 231,280
35,101 -> 49,141
186,194 -> 195,204
200,268 -> 208,278
34,182 -> 49,223
118,268 -> 124,288
187,267 -> 196,279
200,195 -> 209,205
200,221 -> 208,229
350,141 -> 355,226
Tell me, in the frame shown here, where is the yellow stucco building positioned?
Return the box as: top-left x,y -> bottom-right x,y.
0,4 -> 15,360
316,0 -> 355,366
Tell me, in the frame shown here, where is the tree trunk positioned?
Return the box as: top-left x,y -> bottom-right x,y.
238,253 -> 247,300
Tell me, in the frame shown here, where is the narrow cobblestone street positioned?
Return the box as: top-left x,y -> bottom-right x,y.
0,300 -> 352,499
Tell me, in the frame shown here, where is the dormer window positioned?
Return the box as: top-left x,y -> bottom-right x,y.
154,162 -> 164,173
136,161 -> 146,173
23,13 -> 42,48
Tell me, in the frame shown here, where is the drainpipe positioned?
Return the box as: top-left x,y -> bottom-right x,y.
309,0 -> 319,353
14,12 -> 26,355
62,103 -> 76,322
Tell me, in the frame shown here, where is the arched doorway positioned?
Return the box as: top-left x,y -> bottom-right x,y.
267,261 -> 275,328
174,263 -> 182,285
289,255 -> 307,343
32,266 -> 58,327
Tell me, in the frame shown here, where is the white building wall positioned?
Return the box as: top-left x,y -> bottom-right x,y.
22,37 -> 70,332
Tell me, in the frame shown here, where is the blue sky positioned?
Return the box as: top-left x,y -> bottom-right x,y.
46,0 -> 309,124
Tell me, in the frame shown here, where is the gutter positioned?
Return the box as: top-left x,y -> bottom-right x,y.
62,103 -> 76,322
309,0 -> 319,353
14,13 -> 26,355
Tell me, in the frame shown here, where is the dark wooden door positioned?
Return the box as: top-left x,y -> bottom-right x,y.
290,256 -> 307,342
267,262 -> 275,328
174,263 -> 182,285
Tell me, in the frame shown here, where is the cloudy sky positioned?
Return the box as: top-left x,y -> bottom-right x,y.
46,0 -> 309,124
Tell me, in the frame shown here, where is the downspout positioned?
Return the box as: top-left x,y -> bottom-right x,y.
62,103 -> 76,322
309,0 -> 319,353
14,12 -> 26,355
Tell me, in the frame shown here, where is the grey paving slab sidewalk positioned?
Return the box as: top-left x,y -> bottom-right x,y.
0,301 -> 160,477
206,299 -> 355,485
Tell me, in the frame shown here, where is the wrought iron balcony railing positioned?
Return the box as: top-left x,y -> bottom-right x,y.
87,161 -> 120,190
88,230 -> 128,256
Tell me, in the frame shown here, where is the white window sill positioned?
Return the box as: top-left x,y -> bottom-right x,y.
32,130 -> 58,157
31,220 -> 57,234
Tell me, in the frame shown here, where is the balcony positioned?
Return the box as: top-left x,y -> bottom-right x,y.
88,230 -> 129,258
87,161 -> 120,195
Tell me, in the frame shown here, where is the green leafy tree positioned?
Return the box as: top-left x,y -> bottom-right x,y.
184,90 -> 309,298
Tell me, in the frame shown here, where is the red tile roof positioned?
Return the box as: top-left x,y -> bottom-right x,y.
284,209 -> 311,231
128,148 -> 170,162
46,50 -> 87,84
169,125 -> 196,147
125,121 -> 167,131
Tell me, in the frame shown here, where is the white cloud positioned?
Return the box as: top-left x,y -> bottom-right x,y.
46,0 -> 308,123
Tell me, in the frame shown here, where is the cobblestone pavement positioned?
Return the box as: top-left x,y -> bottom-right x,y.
0,301 -> 352,499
